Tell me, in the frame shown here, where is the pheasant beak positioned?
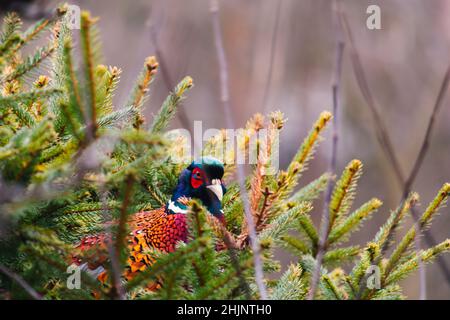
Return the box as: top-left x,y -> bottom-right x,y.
206,179 -> 223,202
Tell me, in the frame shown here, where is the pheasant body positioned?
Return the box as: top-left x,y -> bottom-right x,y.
71,207 -> 188,283
71,157 -> 226,286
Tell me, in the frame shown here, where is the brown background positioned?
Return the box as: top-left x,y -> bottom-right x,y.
11,0 -> 450,299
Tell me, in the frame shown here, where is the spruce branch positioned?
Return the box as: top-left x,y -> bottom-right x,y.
126,56 -> 159,129
270,264 -> 306,300
323,246 -> 360,266
286,172 -> 332,204
21,4 -> 67,44
375,193 -> 419,253
328,159 -> 362,230
384,184 -> 450,277
80,11 -> 99,141
0,45 -> 54,84
281,234 -> 309,255
350,242 -> 380,293
385,239 -> 450,286
297,213 -> 319,248
99,189 -> 126,300
0,88 -> 62,108
327,198 -> 382,245
149,76 -> 193,134
125,238 -> 205,291
1,12 -> 22,44
59,36 -> 86,140
321,274 -> 343,300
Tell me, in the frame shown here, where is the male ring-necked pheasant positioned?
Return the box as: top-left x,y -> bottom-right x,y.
71,156 -> 226,287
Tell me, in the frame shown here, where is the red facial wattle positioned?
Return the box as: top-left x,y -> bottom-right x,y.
190,168 -> 204,189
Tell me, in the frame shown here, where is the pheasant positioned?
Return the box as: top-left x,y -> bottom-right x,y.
71,156 -> 226,288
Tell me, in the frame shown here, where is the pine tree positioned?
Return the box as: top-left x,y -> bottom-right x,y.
0,5 -> 448,300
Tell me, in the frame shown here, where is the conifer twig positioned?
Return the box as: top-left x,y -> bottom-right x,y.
308,0 -> 344,300
262,0 -> 282,113
80,11 -> 98,141
209,0 -> 268,299
100,188 -> 126,300
0,264 -> 42,300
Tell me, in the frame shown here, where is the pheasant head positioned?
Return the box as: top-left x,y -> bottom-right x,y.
167,156 -> 226,221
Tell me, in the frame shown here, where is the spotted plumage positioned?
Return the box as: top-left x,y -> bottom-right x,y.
71,157 -> 226,287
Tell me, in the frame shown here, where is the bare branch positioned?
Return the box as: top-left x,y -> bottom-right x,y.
100,188 -> 126,300
262,0 -> 282,113
308,0 -> 345,300
0,264 -> 42,300
403,66 -> 450,198
148,16 -> 191,131
402,66 -> 450,300
340,7 -> 450,297
209,0 -> 268,299
340,13 -> 405,187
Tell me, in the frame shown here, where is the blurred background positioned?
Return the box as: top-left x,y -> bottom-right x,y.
2,0 -> 450,299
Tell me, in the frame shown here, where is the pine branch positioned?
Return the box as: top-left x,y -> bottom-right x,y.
321,274 -> 343,300
149,76 -> 193,133
385,239 -> 450,286
323,246 -> 360,266
270,264 -> 306,300
80,11 -> 99,140
1,13 -> 22,44
1,45 -> 54,84
297,213 -> 319,249
384,184 -> 450,277
328,159 -> 362,230
375,193 -> 419,253
125,56 -> 158,129
287,172 -> 331,204
327,198 -> 382,245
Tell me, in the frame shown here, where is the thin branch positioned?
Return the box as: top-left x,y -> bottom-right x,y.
207,215 -> 251,298
402,66 -> 450,300
262,0 -> 282,113
403,66 -> 450,198
308,0 -> 345,300
340,7 -> 450,296
115,175 -> 134,269
209,0 -> 268,299
0,264 -> 42,300
148,18 -> 191,131
340,13 -> 405,188
100,188 -> 126,300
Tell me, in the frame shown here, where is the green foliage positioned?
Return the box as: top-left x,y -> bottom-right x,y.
0,6 -> 448,301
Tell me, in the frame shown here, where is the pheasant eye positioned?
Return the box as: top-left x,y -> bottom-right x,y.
191,168 -> 204,189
